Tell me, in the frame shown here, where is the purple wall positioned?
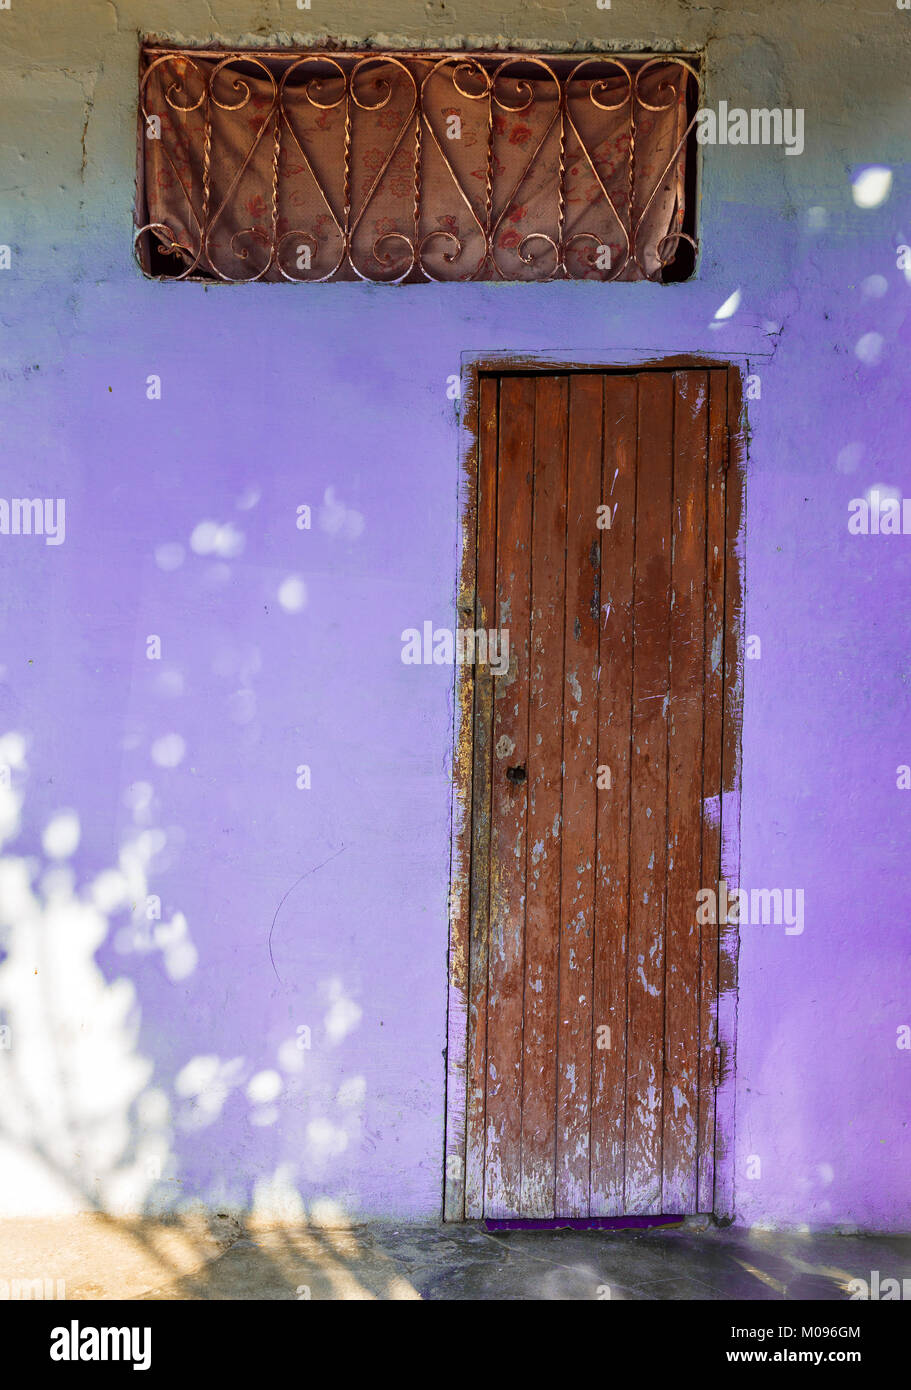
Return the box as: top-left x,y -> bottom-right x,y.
0,14 -> 909,1230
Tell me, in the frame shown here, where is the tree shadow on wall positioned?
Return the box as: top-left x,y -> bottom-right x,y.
0,732 -> 418,1300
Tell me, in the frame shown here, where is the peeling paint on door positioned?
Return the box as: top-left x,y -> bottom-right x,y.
447,365 -> 741,1221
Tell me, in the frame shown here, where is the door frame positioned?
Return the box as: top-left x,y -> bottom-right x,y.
443,353 -> 748,1223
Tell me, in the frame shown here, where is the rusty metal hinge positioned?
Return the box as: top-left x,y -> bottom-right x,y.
712,1045 -> 723,1087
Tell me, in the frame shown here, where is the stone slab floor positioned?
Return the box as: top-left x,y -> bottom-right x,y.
1,1216 -> 909,1300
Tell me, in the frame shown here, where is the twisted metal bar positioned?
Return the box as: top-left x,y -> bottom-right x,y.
488,57 -> 562,279
348,57 -> 418,282
203,56 -> 279,282
275,56 -> 347,281
134,53 -> 209,277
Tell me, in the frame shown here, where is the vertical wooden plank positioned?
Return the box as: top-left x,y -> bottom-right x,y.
555,374 -> 603,1216
590,374 -> 638,1215
464,375 -> 499,1217
697,368 -> 728,1212
519,376 -> 568,1216
484,374 -> 535,1217
625,372 -> 673,1214
443,367 -> 479,1222
661,371 -> 708,1212
715,365 -> 746,1222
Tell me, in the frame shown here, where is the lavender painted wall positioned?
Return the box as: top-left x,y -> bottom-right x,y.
0,1 -> 908,1229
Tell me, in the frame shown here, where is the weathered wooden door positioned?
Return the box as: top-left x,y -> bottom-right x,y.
460,367 -> 735,1219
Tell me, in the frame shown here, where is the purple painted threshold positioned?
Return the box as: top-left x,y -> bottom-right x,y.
484,1215 -> 685,1232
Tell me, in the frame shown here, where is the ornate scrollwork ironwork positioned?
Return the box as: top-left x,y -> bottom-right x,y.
135,47 -> 699,284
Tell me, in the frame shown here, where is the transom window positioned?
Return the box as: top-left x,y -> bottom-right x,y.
135,47 -> 700,283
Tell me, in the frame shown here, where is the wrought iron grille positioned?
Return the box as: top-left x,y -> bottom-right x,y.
136,47 -> 700,284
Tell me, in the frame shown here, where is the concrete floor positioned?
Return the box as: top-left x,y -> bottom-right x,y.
1,1215 -> 909,1299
